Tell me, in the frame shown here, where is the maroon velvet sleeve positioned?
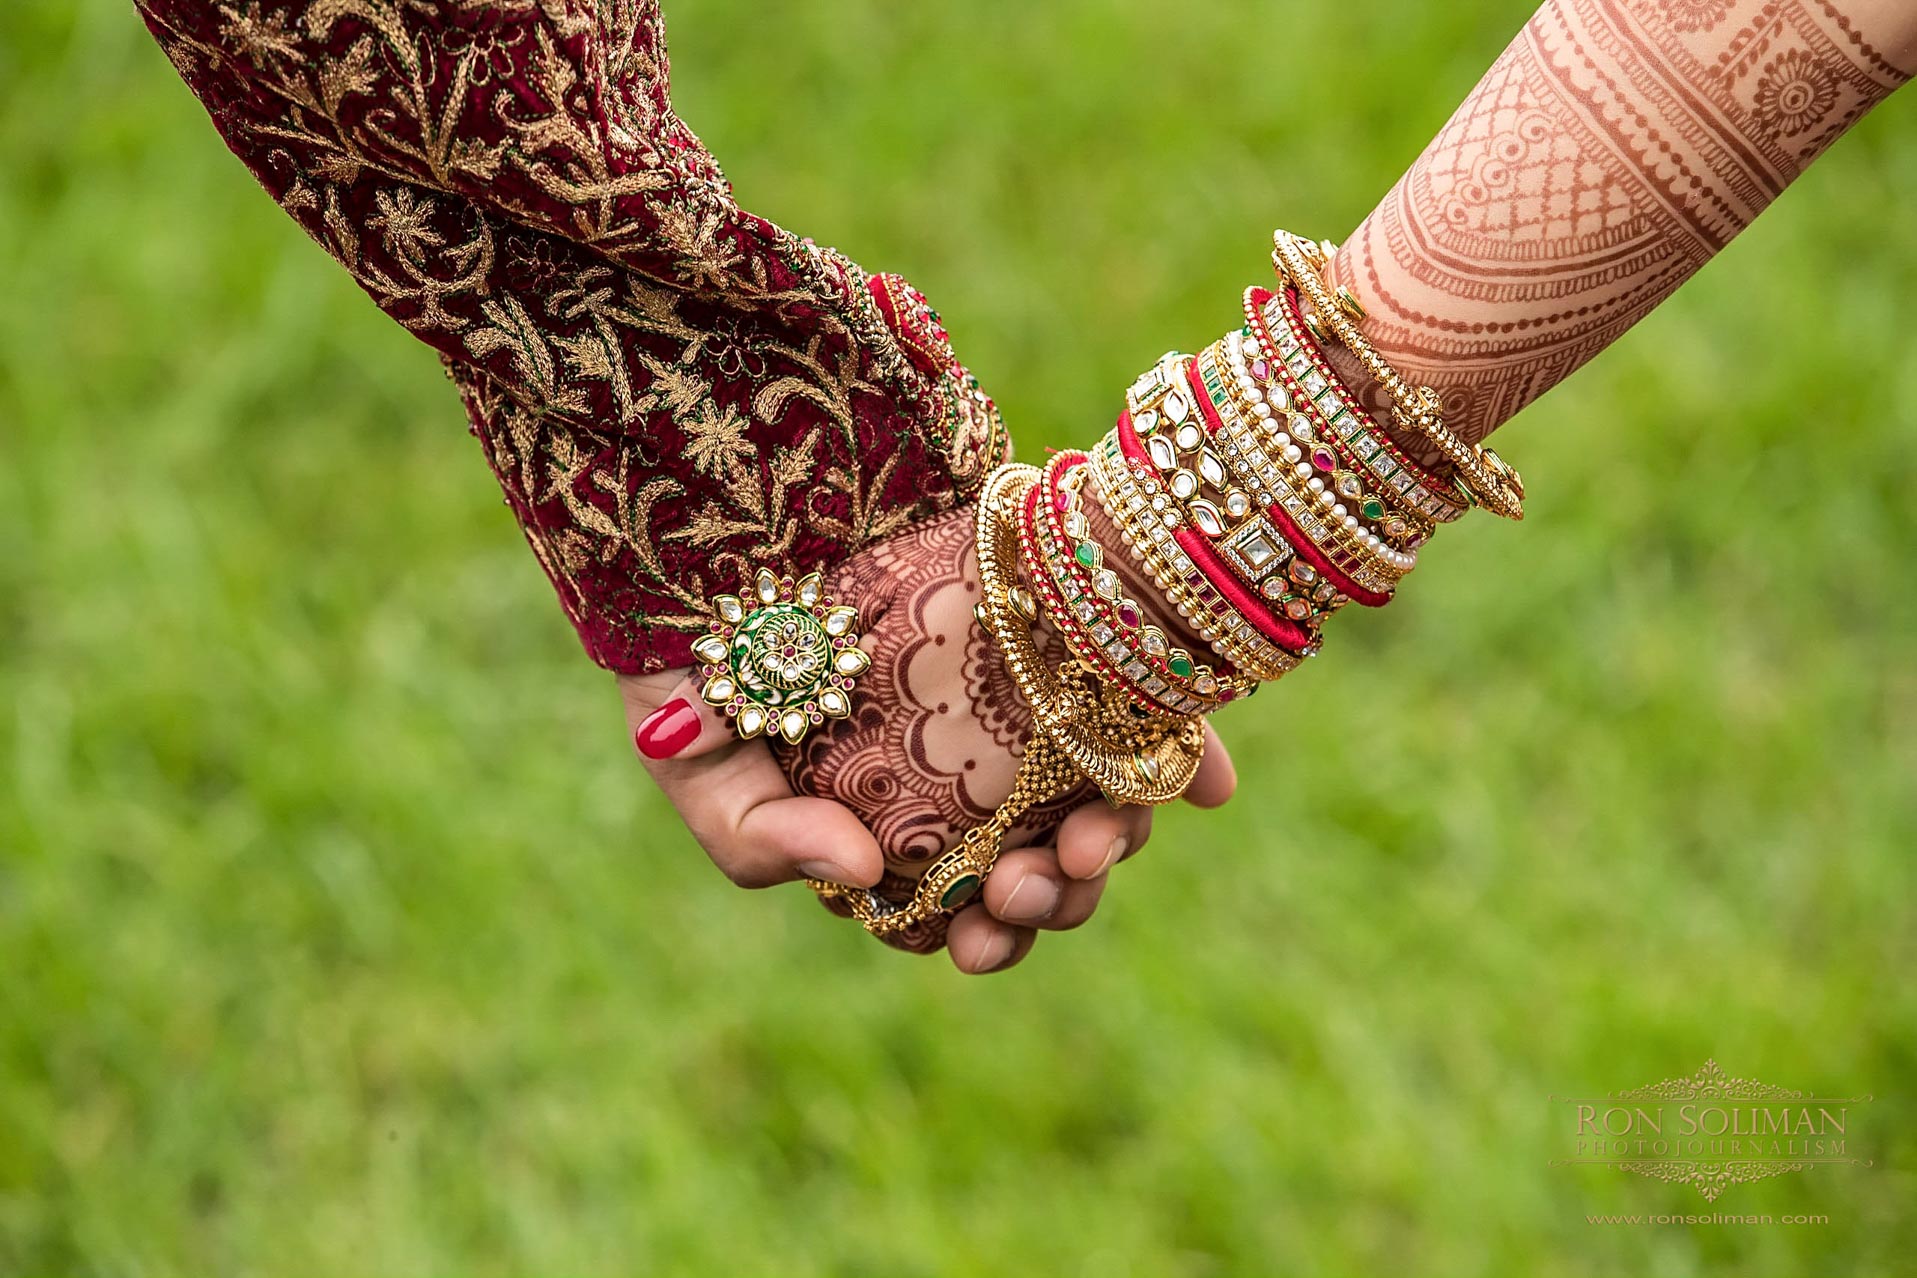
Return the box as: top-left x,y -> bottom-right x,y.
135,0 -> 1006,673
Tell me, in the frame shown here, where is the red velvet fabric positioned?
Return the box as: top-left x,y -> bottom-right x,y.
135,0 -> 1006,674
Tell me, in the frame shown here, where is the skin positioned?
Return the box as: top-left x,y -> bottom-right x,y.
1325,0 -> 1916,453
620,507 -> 1239,974
630,0 -> 1913,971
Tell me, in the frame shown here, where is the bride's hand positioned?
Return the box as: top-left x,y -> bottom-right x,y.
618,504 -> 1237,973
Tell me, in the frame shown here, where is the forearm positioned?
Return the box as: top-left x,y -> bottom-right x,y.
1087,0 -> 1912,662
1326,0 -> 1914,449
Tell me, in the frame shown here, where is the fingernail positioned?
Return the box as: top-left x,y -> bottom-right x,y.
973,931 -> 1015,973
1096,835 -> 1130,876
798,858 -> 867,888
634,698 -> 701,760
1000,874 -> 1060,923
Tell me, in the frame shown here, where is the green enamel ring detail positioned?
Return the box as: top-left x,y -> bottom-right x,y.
695,569 -> 870,744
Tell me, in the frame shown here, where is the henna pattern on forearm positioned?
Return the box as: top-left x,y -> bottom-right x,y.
1326,0 -> 1911,446
753,1 -> 1914,958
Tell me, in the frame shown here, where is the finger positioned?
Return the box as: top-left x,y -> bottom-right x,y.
618,674 -> 883,890
1047,872 -> 1107,930
666,741 -> 884,889
729,793 -> 886,889
983,845 -> 1107,930
1055,800 -> 1153,880
623,670 -> 741,763
1182,719 -> 1238,809
946,905 -> 1037,975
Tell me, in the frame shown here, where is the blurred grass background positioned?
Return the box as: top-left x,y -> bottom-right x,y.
4,1 -> 1916,1274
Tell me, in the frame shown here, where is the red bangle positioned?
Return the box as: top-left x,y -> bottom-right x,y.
1018,480 -> 1179,716
1020,457 -> 1232,715
1181,356 -> 1393,609
1043,451 -> 1249,702
1113,410 -> 1317,651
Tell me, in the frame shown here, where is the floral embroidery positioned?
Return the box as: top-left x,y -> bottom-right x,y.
137,0 -> 1008,674
708,316 -> 769,381
681,401 -> 754,479
218,1 -> 300,67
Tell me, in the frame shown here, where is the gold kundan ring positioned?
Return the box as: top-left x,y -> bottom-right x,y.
694,569 -> 871,744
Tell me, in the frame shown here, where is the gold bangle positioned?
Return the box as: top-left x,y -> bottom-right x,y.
1248,286 -> 1462,528
1271,231 -> 1526,521
1031,459 -> 1248,712
1205,343 -> 1413,595
1091,434 -> 1310,680
1203,338 -> 1436,542
808,463 -> 1205,937
975,466 -> 1208,801
1201,339 -> 1421,575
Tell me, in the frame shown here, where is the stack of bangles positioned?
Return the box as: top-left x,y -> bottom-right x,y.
809,229 -> 1525,936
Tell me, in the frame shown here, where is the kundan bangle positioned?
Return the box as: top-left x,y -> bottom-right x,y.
1202,340 -> 1430,561
1224,315 -> 1438,548
1118,362 -> 1324,650
1197,359 -> 1410,601
970,465 -> 1208,802
1271,230 -> 1526,520
1021,486 -> 1196,718
1133,348 -> 1352,623
1032,456 -> 1250,710
1021,459 -> 1231,716
1256,286 -> 1461,530
1092,427 -> 1313,678
1207,349 -> 1414,579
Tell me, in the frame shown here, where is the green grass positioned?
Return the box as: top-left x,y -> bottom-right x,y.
4,2 -> 1916,1274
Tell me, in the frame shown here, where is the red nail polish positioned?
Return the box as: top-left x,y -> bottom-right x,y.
635,698 -> 701,760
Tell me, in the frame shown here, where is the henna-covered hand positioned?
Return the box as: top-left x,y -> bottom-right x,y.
618,504 -> 1238,973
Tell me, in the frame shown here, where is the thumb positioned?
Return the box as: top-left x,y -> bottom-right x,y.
622,669 -> 739,763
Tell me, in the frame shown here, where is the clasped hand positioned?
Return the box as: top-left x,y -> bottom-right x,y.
617,505 -> 1237,973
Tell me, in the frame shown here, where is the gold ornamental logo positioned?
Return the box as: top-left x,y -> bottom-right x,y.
1551,1060 -> 1872,1200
